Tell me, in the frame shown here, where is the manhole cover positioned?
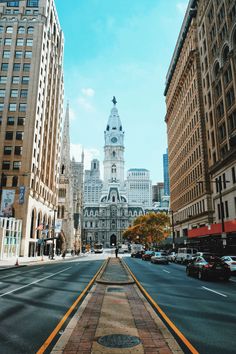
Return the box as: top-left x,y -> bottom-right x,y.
98,334 -> 140,348
107,287 -> 124,293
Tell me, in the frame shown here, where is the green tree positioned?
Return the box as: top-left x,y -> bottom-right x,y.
123,212 -> 170,247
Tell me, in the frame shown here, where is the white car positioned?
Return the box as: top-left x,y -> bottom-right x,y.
221,256 -> 236,273
167,252 -> 176,262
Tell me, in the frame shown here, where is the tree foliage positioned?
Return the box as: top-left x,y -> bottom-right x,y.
123,212 -> 170,246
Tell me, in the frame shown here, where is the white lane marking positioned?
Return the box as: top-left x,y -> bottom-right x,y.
0,266 -> 72,298
202,286 -> 227,298
163,269 -> 170,273
0,266 -> 46,280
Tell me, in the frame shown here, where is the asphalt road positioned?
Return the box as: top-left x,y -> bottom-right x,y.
0,256 -> 103,354
124,257 -> 236,354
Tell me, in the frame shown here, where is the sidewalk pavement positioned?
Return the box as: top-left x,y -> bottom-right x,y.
0,253 -> 83,270
51,257 -> 184,354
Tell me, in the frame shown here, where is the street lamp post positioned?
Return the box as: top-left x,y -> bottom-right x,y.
169,209 -> 175,249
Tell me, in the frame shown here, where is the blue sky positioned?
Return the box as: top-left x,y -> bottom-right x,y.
55,0 -> 188,182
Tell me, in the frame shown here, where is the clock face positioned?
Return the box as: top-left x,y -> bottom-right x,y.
111,137 -> 118,143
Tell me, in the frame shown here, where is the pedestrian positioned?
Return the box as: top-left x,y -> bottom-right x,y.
115,246 -> 118,258
62,251 -> 66,259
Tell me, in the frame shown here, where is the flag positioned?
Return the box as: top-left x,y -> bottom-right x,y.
35,223 -> 44,231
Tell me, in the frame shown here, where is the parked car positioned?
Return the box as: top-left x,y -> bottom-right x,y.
186,255 -> 231,281
175,248 -> 198,264
221,255 -> 236,273
167,251 -> 176,262
151,252 -> 169,264
142,251 -> 155,261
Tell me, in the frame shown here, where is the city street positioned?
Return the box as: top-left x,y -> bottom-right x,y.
0,255 -> 104,354
124,257 -> 236,354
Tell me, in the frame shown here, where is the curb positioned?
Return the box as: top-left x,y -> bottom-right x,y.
0,265 -> 26,272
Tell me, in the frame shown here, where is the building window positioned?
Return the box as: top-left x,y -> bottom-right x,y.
15,51 -> 23,58
16,131 -> 24,140
13,161 -> 21,170
1,63 -> 8,71
3,51 -> 11,58
17,117 -> 25,125
13,63 -> 20,71
14,146 -> 22,155
20,89 -> 28,98
12,76 -> 20,84
232,167 -> 236,184
22,76 -> 29,84
26,0 -> 39,7
4,38 -> 12,45
4,146 -> 12,155
7,116 -> 15,125
25,51 -> 32,59
16,38 -> 24,46
23,63 -> 30,72
5,131 -> 13,140
12,175 -> 18,187
226,88 -> 235,108
6,26 -> 13,33
27,26 -> 34,34
2,161 -> 10,170
10,89 -> 18,98
19,103 -> 27,112
0,89 -> 5,98
26,39 -> 33,46
18,26 -> 25,34
0,26 -> 3,34
9,103 -> 17,112
0,76 -> 7,84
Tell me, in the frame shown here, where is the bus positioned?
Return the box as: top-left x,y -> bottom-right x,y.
94,243 -> 103,254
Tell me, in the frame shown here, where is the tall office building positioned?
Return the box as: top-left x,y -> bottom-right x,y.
188,0 -> 236,251
165,0 -> 236,252
152,182 -> 164,205
163,149 -> 170,196
0,0 -> 64,256
126,169 -> 152,207
164,0 -> 212,240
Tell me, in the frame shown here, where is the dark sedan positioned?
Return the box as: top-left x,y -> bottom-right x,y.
186,255 -> 231,281
142,251 -> 155,261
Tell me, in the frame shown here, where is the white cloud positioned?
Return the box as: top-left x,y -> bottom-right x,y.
81,88 -> 95,97
77,97 -> 94,112
70,143 -> 101,171
176,2 -> 188,15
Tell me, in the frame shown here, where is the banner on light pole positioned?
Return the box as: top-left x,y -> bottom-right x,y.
55,219 -> 62,233
0,189 -> 15,217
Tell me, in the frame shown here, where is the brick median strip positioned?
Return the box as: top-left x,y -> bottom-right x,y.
51,259 -> 183,354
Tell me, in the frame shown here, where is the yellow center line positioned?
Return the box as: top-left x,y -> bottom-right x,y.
123,261 -> 199,354
36,259 -> 108,354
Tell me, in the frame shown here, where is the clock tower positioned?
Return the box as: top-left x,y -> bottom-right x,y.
103,97 -> 125,190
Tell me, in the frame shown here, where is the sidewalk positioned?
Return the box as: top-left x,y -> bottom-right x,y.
0,253 -> 82,270
51,257 -> 184,354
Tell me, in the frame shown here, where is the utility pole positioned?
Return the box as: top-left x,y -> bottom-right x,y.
170,209 -> 175,249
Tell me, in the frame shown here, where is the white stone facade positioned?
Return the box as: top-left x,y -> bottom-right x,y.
126,169 -> 152,207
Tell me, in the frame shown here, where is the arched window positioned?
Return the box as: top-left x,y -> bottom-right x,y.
222,45 -> 229,64
6,26 -> 13,33
112,196 -> 115,202
61,164 -> 65,174
18,26 -> 25,34
27,26 -> 34,34
111,164 -> 116,173
112,151 -> 116,157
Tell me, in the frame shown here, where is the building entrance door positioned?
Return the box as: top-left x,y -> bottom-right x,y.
110,234 -> 117,246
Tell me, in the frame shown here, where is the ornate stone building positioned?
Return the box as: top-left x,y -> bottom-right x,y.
83,98 -> 156,248
57,103 -> 74,252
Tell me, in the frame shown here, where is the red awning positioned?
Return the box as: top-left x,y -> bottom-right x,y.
188,220 -> 236,238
